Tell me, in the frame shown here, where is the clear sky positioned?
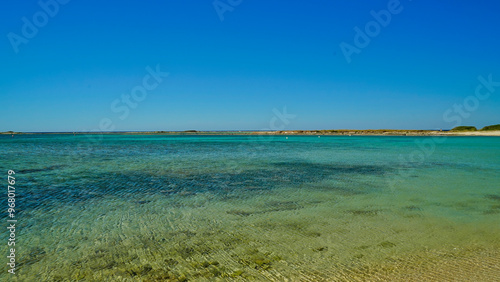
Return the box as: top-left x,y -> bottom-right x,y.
1,0 -> 500,132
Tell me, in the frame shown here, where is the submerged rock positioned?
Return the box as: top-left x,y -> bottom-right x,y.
347,209 -> 380,216
378,241 -> 396,248
485,194 -> 500,201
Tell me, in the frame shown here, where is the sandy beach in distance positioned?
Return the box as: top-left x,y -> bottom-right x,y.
443,130 -> 500,136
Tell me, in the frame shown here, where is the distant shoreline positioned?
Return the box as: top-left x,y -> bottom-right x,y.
2,130 -> 500,136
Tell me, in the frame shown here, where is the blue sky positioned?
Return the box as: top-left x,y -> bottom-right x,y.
1,0 -> 499,132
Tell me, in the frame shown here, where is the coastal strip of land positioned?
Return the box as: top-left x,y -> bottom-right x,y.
2,129 -> 500,136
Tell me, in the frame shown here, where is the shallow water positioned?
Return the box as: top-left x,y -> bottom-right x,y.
1,135 -> 499,280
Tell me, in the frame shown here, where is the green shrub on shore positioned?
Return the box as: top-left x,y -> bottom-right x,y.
480,124 -> 500,131
450,126 -> 477,132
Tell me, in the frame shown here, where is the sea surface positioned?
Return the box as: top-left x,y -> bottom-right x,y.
1,134 -> 499,281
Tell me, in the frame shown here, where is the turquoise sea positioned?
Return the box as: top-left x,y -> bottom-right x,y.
1,135 -> 499,280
